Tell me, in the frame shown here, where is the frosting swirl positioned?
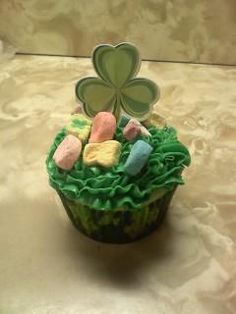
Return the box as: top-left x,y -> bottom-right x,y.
46,126 -> 191,210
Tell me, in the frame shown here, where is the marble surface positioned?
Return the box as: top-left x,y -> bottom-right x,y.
0,55 -> 236,314
1,0 -> 236,65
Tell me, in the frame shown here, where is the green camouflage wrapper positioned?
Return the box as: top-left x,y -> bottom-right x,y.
57,188 -> 176,243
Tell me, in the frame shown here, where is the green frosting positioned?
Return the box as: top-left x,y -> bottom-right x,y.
46,125 -> 191,210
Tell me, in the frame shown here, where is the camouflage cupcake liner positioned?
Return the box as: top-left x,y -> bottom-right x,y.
57,187 -> 176,243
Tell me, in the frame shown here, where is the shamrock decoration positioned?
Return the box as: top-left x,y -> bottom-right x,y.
75,42 -> 160,121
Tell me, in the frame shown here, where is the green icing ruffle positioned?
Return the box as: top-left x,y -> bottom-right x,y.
46,126 -> 191,210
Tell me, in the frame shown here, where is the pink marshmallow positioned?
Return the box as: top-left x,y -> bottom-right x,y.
123,119 -> 151,140
53,135 -> 82,170
89,112 -> 116,143
123,120 -> 141,140
71,106 -> 82,115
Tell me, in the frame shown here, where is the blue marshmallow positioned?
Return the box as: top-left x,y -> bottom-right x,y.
124,140 -> 153,176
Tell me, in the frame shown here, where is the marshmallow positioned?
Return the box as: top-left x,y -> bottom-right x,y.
83,140 -> 121,168
143,113 -> 167,128
89,112 -> 116,143
66,114 -> 92,142
124,140 -> 153,176
71,106 -> 82,115
123,120 -> 141,140
123,118 -> 150,140
53,135 -> 82,170
140,125 -> 151,137
118,114 -> 130,128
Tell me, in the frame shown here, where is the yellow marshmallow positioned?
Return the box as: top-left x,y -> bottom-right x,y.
83,140 -> 121,168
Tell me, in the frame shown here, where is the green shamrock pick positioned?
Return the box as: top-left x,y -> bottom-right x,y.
75,42 -> 160,121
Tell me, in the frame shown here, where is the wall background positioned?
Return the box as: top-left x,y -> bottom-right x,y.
0,0 -> 236,65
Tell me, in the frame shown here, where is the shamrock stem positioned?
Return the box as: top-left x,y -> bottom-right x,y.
114,96 -> 121,122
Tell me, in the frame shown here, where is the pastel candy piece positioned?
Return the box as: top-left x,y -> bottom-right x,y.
124,140 -> 153,176
123,120 -> 141,141
129,119 -> 151,136
53,135 -> 82,170
118,114 -> 130,128
143,113 -> 167,128
66,114 -> 92,142
140,125 -> 151,137
71,106 -> 82,115
83,140 -> 121,168
123,119 -> 150,140
89,112 -> 116,143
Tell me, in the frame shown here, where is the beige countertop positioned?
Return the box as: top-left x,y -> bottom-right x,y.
0,55 -> 236,314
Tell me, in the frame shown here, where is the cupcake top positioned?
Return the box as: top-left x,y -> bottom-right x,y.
46,43 -> 191,210
46,114 -> 190,210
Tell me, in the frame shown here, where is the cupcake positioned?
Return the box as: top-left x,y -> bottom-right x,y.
46,43 -> 191,243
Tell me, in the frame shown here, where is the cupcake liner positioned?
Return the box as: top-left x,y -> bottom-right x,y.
57,187 -> 176,244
